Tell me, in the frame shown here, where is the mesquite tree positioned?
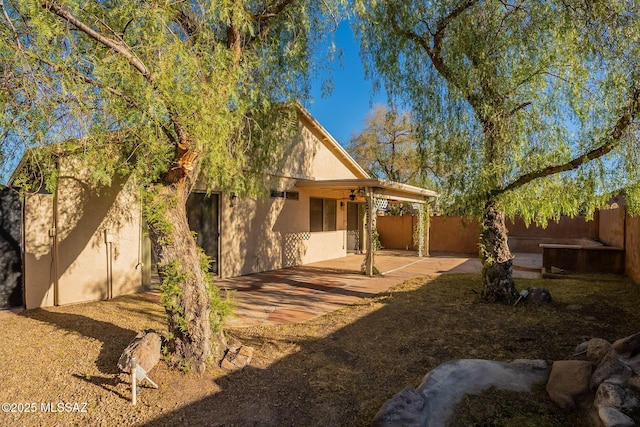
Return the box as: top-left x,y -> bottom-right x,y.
1,0 -> 342,372
353,0 -> 640,302
347,105 -> 421,184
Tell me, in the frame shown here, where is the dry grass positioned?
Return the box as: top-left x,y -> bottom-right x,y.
1,273 -> 640,426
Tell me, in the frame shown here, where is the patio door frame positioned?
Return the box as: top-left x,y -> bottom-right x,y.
186,191 -> 221,276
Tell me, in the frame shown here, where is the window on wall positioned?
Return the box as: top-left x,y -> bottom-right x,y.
310,198 -> 337,232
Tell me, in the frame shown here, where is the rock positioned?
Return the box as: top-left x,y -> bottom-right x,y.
611,333 -> 640,358
629,375 -> 640,390
573,341 -> 590,361
592,353 -> 635,390
611,333 -> 640,374
117,330 -> 162,373
371,387 -> 425,427
526,287 -> 552,304
510,359 -> 549,370
575,338 -> 613,364
225,334 -> 243,352
595,382 -> 639,412
546,360 -> 592,410
591,333 -> 640,391
588,339 -> 612,365
220,345 -> 254,371
598,406 -> 636,427
415,359 -> 548,427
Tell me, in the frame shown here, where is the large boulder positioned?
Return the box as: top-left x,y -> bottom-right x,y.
588,339 -> 613,365
598,406 -> 636,427
573,338 -> 612,365
592,333 -> 640,390
371,387 -> 425,427
117,330 -> 162,373
372,359 -> 549,427
545,360 -> 592,410
595,382 -> 639,412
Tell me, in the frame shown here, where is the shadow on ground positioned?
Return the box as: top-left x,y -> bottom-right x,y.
142,274 -> 640,426
21,308 -> 138,375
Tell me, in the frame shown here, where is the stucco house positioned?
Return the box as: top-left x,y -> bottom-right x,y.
10,106 -> 438,309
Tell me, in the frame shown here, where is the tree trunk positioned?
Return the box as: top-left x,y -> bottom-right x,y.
145,183 -> 226,373
479,200 -> 518,303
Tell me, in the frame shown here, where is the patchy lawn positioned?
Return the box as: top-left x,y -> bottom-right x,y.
1,273 -> 640,426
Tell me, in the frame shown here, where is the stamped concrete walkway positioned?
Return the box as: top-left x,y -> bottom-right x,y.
220,250 -> 541,328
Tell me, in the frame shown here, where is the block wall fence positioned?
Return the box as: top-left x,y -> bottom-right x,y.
376,207 -> 640,284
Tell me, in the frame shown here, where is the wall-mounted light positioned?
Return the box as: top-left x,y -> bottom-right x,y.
230,192 -> 237,207
349,189 -> 356,201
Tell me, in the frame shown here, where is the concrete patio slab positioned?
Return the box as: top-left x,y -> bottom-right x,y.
220,251 -> 542,328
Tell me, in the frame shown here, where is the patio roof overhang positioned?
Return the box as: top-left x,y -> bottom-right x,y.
294,178 -> 439,204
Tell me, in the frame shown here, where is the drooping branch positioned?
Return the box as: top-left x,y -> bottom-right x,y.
254,0 -> 297,21
387,1 -> 482,109
1,0 -> 22,49
506,101 -> 531,117
496,85 -> 640,195
42,0 -> 153,81
250,0 -> 300,46
42,0 -> 198,186
29,52 -> 138,107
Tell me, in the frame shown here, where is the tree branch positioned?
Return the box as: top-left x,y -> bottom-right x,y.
249,0 -> 300,45
506,101 -> 531,117
42,0 -> 199,186
29,52 -> 138,107
1,0 -> 22,49
254,0 -> 297,21
496,85 -> 640,195
42,0 -> 153,82
387,1 -> 482,107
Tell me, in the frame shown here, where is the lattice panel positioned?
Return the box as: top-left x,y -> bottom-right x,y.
283,232 -> 311,268
374,198 -> 388,211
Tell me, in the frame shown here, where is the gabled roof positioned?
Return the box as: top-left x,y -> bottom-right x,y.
294,104 -> 438,204
296,103 -> 369,180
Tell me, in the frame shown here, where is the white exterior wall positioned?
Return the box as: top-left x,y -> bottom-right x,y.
22,109 -> 369,306
23,158 -> 145,308
218,183 -> 353,277
24,193 -> 55,308
215,115 -> 363,278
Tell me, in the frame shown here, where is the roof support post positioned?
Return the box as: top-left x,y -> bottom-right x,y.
416,203 -> 425,257
412,202 -> 429,257
364,188 -> 375,276
424,203 -> 431,257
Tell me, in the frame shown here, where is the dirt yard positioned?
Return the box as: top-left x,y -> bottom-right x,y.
1,273 -> 639,426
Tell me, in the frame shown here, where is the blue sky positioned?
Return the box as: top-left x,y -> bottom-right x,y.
307,22 -> 385,147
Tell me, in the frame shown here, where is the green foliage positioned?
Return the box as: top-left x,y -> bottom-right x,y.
0,0 -> 346,369
158,259 -> 189,334
141,186 -> 176,246
1,0 -> 346,192
198,248 -> 234,332
352,0 -> 640,224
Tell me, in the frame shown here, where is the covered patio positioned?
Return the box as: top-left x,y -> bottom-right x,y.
295,178 -> 439,275
219,250 -> 541,327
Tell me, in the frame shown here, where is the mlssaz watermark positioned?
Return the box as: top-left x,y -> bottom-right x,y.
2,402 -> 88,413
